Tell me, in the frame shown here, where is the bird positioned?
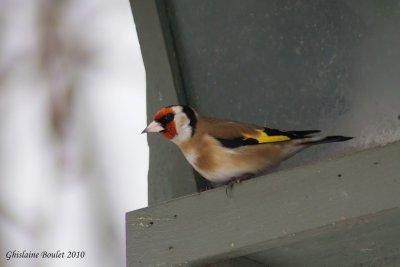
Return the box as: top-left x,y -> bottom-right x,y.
142,105 -> 353,187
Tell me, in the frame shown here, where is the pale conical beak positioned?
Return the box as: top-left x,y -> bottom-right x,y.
141,121 -> 164,134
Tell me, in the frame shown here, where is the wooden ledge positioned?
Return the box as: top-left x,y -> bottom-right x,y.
126,142 -> 400,266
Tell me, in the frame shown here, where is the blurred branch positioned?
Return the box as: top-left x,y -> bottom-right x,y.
37,0 -> 74,142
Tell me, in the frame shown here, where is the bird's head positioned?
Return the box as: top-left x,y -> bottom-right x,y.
142,105 -> 197,144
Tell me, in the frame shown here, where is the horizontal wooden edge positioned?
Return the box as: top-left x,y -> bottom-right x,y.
126,141 -> 400,266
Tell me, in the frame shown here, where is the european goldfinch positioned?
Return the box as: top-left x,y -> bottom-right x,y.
143,105 -> 353,186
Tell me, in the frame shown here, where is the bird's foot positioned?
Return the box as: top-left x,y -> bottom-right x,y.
225,173 -> 254,197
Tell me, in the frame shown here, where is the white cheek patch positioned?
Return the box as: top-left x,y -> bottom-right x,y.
174,113 -> 188,128
170,106 -> 193,144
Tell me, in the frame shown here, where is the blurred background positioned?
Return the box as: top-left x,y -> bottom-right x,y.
0,0 -> 148,267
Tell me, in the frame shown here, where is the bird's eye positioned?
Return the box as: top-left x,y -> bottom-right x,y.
160,113 -> 174,124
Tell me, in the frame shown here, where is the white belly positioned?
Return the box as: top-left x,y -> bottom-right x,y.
197,167 -> 246,184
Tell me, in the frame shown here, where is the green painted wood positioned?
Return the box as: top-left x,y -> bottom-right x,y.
126,142 -> 400,266
246,208 -> 400,266
129,0 -> 197,204
207,257 -> 267,267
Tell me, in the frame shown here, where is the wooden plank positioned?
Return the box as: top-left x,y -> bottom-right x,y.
129,0 -> 197,204
246,207 -> 400,267
206,257 -> 267,267
126,142 -> 400,266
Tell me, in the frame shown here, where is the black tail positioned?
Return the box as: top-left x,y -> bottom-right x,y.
302,136 -> 354,145
287,130 -> 321,138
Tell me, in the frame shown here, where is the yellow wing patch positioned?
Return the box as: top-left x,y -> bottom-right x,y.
242,129 -> 290,143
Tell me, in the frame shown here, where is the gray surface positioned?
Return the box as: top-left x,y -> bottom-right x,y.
130,0 -> 197,204
247,208 -> 400,267
208,257 -> 266,267
132,0 -> 400,202
126,142 -> 400,266
166,0 -> 400,168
